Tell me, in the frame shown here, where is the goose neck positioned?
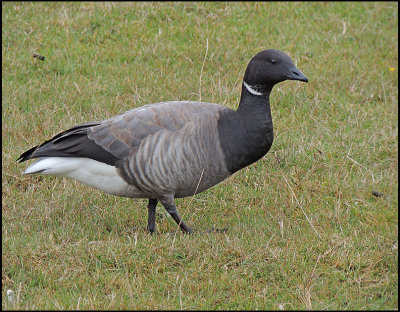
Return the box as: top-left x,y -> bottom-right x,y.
236,83 -> 272,114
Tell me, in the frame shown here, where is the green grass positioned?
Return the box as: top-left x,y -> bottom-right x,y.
2,2 -> 398,310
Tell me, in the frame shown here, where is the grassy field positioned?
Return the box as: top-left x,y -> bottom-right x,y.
2,2 -> 398,310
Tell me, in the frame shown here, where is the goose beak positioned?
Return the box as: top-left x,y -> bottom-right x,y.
286,67 -> 308,82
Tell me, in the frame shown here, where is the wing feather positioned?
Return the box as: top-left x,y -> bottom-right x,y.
18,101 -> 231,167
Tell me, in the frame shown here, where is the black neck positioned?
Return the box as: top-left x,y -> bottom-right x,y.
217,83 -> 275,174
237,83 -> 272,113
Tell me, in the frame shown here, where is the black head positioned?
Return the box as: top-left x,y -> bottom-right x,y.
243,49 -> 308,94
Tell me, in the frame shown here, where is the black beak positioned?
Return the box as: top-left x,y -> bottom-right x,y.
286,66 -> 308,82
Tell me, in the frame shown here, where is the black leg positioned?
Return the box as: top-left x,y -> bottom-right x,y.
147,198 -> 158,234
160,198 -> 193,234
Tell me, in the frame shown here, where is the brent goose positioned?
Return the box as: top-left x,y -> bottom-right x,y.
18,49 -> 308,234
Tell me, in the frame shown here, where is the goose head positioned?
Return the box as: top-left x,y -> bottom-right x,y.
243,49 -> 308,95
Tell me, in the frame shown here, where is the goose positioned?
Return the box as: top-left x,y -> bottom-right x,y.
18,49 -> 308,234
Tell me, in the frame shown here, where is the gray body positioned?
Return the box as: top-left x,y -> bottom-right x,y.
104,101 -> 231,198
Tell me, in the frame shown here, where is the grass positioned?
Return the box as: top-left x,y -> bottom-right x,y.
2,2 -> 398,310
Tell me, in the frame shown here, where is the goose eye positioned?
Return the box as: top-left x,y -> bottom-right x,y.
271,59 -> 277,64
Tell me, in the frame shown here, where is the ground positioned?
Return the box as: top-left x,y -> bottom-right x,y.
2,2 -> 398,309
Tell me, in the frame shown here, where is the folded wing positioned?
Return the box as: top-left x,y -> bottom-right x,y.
18,101 -> 231,169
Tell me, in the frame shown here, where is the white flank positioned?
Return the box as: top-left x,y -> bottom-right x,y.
23,157 -> 140,197
243,81 -> 263,96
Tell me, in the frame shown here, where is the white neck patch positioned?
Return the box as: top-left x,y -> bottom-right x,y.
243,81 -> 263,96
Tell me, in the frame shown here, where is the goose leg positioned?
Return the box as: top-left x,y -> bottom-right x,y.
147,198 -> 158,234
160,197 -> 193,234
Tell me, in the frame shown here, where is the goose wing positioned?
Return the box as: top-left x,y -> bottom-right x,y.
18,101 -> 230,167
